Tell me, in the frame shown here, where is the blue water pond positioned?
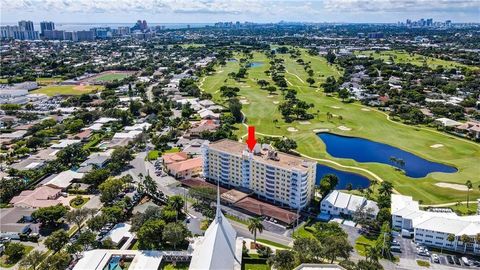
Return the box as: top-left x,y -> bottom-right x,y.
248,62 -> 264,68
317,133 -> 457,178
316,164 -> 370,190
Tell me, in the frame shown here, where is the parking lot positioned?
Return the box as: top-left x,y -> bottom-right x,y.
391,233 -> 479,269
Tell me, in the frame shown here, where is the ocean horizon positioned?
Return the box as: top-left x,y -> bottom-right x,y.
0,22 -> 213,31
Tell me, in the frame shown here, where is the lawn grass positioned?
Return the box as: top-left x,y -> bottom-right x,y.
449,202 -> 478,216
256,239 -> 290,249
0,78 -> 8,84
163,147 -> 181,154
225,214 -> 249,225
93,73 -> 130,82
355,235 -> 377,256
416,260 -> 430,267
355,50 -> 478,70
148,150 -> 160,160
292,225 -> 315,239
162,262 -> 190,270
199,49 -> 480,204
82,134 -> 103,150
0,245 -> 34,268
31,85 -> 104,96
69,196 -> 89,209
244,263 -> 270,270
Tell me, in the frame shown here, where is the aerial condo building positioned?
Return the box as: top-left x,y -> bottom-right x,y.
202,139 -> 316,209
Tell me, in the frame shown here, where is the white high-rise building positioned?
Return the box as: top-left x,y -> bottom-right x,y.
202,139 -> 316,209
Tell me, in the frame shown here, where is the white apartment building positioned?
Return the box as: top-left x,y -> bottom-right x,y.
392,194 -> 480,254
202,139 -> 316,209
320,190 -> 379,218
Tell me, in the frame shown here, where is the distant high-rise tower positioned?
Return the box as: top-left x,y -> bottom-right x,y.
18,20 -> 34,31
40,21 -> 55,36
142,20 -> 148,30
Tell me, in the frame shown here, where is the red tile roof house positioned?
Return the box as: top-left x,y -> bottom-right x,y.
162,152 -> 189,165
187,119 -> 219,138
70,129 -> 93,142
165,157 -> 203,180
455,121 -> 480,140
9,186 -> 63,208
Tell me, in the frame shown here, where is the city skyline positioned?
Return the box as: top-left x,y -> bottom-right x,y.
1,0 -> 479,24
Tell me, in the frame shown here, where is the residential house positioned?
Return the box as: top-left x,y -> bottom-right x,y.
165,157 -> 203,179
9,186 -> 62,208
320,190 -> 379,219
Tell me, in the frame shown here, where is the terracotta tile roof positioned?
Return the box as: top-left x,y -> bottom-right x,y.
166,157 -> 202,173
162,152 -> 188,164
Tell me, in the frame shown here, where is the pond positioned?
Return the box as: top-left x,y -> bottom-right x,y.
316,164 -> 370,190
248,62 -> 264,68
317,133 -> 457,178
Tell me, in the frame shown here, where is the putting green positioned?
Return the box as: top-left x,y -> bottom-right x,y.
199,49 -> 480,204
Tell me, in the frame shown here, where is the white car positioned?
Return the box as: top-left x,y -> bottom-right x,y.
432,254 -> 440,263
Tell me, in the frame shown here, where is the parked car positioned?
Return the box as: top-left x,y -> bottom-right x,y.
432,254 -> 440,263
446,255 -> 454,264
0,237 -> 11,244
461,257 -> 471,266
453,256 -> 461,265
391,246 -> 401,253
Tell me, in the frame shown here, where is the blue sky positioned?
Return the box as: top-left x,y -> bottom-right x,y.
1,0 -> 479,24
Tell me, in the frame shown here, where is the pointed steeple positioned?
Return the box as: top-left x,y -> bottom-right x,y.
216,181 -> 222,224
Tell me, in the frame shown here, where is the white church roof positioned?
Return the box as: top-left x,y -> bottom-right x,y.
189,185 -> 240,270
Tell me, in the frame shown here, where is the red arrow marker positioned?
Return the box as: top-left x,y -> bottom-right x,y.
246,126 -> 257,152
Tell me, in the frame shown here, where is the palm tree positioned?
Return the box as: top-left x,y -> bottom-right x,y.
168,195 -> 185,221
447,234 -> 456,251
378,181 -> 394,197
247,217 -> 264,246
366,244 -> 381,262
466,180 -> 473,208
475,233 -> 480,253
460,234 -> 471,253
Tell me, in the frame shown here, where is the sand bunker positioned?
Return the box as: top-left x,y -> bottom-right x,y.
240,100 -> 250,105
435,182 -> 468,191
273,101 -> 280,104
299,121 -> 311,125
430,144 -> 444,148
313,129 -> 330,133
287,127 -> 298,132
267,95 -> 274,98
330,106 -> 341,109
361,108 -> 371,111
337,126 -> 352,131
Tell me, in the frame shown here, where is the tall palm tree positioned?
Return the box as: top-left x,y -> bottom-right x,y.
247,217 -> 264,246
475,233 -> 480,253
447,234 -> 456,251
460,234 -> 471,253
466,180 -> 473,208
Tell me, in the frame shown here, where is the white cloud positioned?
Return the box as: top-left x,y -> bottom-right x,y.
322,0 -> 480,13
1,0 -> 478,22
